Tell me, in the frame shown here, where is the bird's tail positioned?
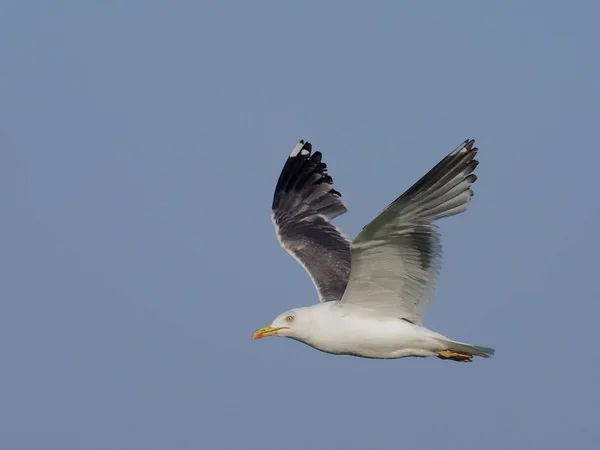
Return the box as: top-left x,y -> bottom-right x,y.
435,338 -> 495,362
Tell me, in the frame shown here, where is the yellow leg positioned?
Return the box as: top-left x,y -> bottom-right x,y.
437,350 -> 473,362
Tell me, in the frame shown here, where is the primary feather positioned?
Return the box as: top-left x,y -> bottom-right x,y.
271,141 -> 351,302
340,139 -> 478,324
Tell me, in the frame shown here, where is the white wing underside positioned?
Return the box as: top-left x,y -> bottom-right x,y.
339,140 -> 479,325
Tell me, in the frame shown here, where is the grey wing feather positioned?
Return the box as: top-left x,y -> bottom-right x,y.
272,141 -> 351,302
339,139 -> 479,324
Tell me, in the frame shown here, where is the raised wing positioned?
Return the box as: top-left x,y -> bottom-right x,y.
339,139 -> 479,324
272,141 -> 351,302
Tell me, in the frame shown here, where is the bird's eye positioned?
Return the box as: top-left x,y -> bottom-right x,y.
285,315 -> 294,322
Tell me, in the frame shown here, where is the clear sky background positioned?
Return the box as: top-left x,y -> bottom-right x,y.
2,1 -> 599,449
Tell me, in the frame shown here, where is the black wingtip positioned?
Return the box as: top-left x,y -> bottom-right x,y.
272,140 -> 346,218
290,140 -> 313,159
303,141 -> 312,152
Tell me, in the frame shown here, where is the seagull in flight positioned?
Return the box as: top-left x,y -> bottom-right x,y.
252,139 -> 494,362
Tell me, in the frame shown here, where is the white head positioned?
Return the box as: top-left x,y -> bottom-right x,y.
252,307 -> 314,342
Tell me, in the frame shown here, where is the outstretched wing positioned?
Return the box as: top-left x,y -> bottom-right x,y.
339,139 -> 479,324
272,141 -> 351,302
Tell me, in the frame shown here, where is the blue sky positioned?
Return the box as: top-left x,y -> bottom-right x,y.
2,1 -> 599,449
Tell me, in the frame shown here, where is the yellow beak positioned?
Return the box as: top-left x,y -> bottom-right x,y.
252,325 -> 285,340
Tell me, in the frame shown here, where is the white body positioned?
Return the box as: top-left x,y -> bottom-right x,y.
289,302 -> 448,359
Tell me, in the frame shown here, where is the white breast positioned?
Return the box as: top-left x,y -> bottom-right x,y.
300,303 -> 441,359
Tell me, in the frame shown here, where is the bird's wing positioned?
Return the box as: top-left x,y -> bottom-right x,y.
339,139 -> 479,324
272,141 -> 351,302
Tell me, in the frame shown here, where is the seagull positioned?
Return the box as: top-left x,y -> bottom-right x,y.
252,139 -> 494,362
